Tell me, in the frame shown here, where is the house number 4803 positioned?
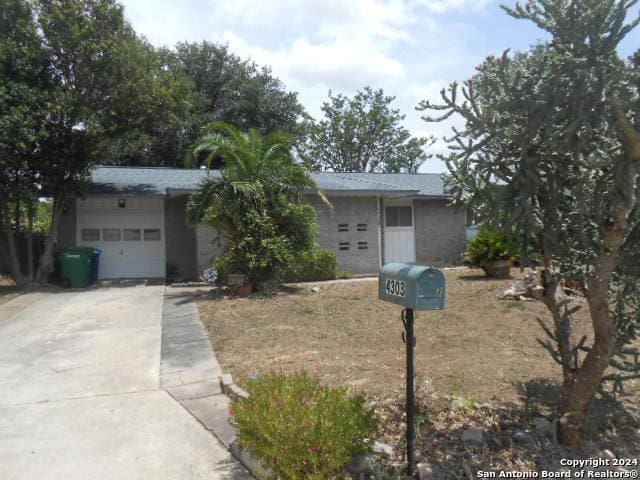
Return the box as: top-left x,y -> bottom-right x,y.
385,279 -> 406,297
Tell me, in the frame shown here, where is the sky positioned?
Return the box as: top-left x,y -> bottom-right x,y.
119,0 -> 640,173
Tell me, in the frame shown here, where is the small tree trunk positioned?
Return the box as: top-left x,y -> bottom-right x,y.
35,195 -> 65,284
0,200 -> 28,285
27,194 -> 35,282
560,335 -> 615,447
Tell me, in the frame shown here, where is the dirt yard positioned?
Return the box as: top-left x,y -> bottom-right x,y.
197,269 -> 639,474
197,268 -> 592,403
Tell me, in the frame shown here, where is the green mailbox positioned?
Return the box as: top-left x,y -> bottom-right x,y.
379,262 -> 445,311
379,262 -> 446,475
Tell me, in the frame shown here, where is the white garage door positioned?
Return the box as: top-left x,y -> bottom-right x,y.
76,197 -> 166,279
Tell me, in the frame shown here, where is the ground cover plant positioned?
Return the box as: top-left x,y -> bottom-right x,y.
232,372 -> 377,480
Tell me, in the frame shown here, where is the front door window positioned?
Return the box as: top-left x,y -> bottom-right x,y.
385,206 -> 413,227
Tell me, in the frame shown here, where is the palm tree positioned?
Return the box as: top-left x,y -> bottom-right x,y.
187,122 -> 325,224
186,123 -> 329,288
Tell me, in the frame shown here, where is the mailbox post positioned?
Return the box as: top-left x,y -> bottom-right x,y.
379,263 -> 445,477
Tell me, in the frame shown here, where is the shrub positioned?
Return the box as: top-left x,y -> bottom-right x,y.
282,248 -> 338,282
463,227 -> 517,268
232,372 -> 377,480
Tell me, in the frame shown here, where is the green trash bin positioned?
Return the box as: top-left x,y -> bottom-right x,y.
60,247 -> 94,288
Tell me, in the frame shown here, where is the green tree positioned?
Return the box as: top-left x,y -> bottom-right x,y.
0,0 -> 175,284
187,123 -> 324,288
0,0 -> 51,283
420,0 -> 640,446
301,87 -> 433,173
140,41 -> 305,167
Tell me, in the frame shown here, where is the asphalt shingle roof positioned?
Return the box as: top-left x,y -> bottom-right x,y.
89,167 -> 448,197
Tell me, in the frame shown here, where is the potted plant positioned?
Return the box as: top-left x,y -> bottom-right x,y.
463,227 -> 517,278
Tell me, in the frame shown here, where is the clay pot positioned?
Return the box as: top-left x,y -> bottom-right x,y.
232,282 -> 253,297
482,259 -> 512,278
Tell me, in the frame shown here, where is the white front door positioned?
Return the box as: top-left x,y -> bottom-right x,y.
383,200 -> 416,264
76,197 -> 166,279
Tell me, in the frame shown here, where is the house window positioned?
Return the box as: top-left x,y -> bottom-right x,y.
338,242 -> 350,251
358,241 -> 368,250
102,228 -> 121,241
385,206 -> 413,227
357,223 -> 367,231
143,229 -> 161,241
123,229 -> 141,241
81,228 -> 100,242
338,223 -> 349,232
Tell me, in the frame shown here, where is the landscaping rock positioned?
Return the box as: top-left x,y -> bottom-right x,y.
513,430 -> 536,445
417,462 -> 445,480
230,441 -> 272,479
372,441 -> 394,458
501,285 -> 526,300
461,428 -> 484,446
311,286 -> 321,293
532,417 -> 552,438
346,454 -> 376,475
600,449 -> 616,460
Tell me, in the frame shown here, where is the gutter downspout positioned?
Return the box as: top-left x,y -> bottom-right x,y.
377,195 -> 383,269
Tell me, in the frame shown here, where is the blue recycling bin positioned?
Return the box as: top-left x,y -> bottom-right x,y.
90,249 -> 101,284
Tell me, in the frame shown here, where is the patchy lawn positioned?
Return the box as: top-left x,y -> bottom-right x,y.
197,269 -> 591,403
197,269 -> 639,474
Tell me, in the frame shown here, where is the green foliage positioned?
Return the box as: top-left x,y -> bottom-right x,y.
282,249 -> 338,282
232,372 -> 377,480
336,269 -> 354,279
208,188 -> 297,286
1,0 -> 164,282
301,87 -> 433,173
187,124 -> 325,289
463,228 -> 517,268
420,0 -> 640,442
137,41 -> 305,167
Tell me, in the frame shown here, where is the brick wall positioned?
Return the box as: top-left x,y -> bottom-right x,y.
413,199 -> 466,265
164,196 -> 197,280
195,224 -> 226,274
305,195 -> 380,274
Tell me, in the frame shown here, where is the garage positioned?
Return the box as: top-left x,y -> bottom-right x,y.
76,197 -> 166,279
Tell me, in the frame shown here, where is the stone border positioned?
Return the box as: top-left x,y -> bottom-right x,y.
218,373 -> 272,479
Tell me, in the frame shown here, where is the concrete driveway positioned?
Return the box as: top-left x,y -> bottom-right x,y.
0,285 -> 249,480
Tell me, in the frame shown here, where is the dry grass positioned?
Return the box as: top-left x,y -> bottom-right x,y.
197,268 -> 592,403
0,276 -> 19,306
197,269 -> 640,473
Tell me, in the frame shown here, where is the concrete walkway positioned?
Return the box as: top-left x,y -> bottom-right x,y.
0,285 -> 250,480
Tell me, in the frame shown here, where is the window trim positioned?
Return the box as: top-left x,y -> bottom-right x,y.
81,228 -> 100,242
143,228 -> 162,241
102,228 -> 122,242
385,205 -> 414,228
123,228 -> 142,241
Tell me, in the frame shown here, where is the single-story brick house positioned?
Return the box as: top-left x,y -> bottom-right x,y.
56,166 -> 466,280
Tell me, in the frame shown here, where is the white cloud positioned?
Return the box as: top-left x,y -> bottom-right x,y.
223,31 -> 406,91
119,0 -> 496,172
416,0 -> 493,14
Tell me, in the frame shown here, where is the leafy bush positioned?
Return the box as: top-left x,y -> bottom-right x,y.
282,249 -> 338,282
463,227 -> 517,268
197,181 -> 320,289
232,372 -> 377,480
336,269 -> 354,279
